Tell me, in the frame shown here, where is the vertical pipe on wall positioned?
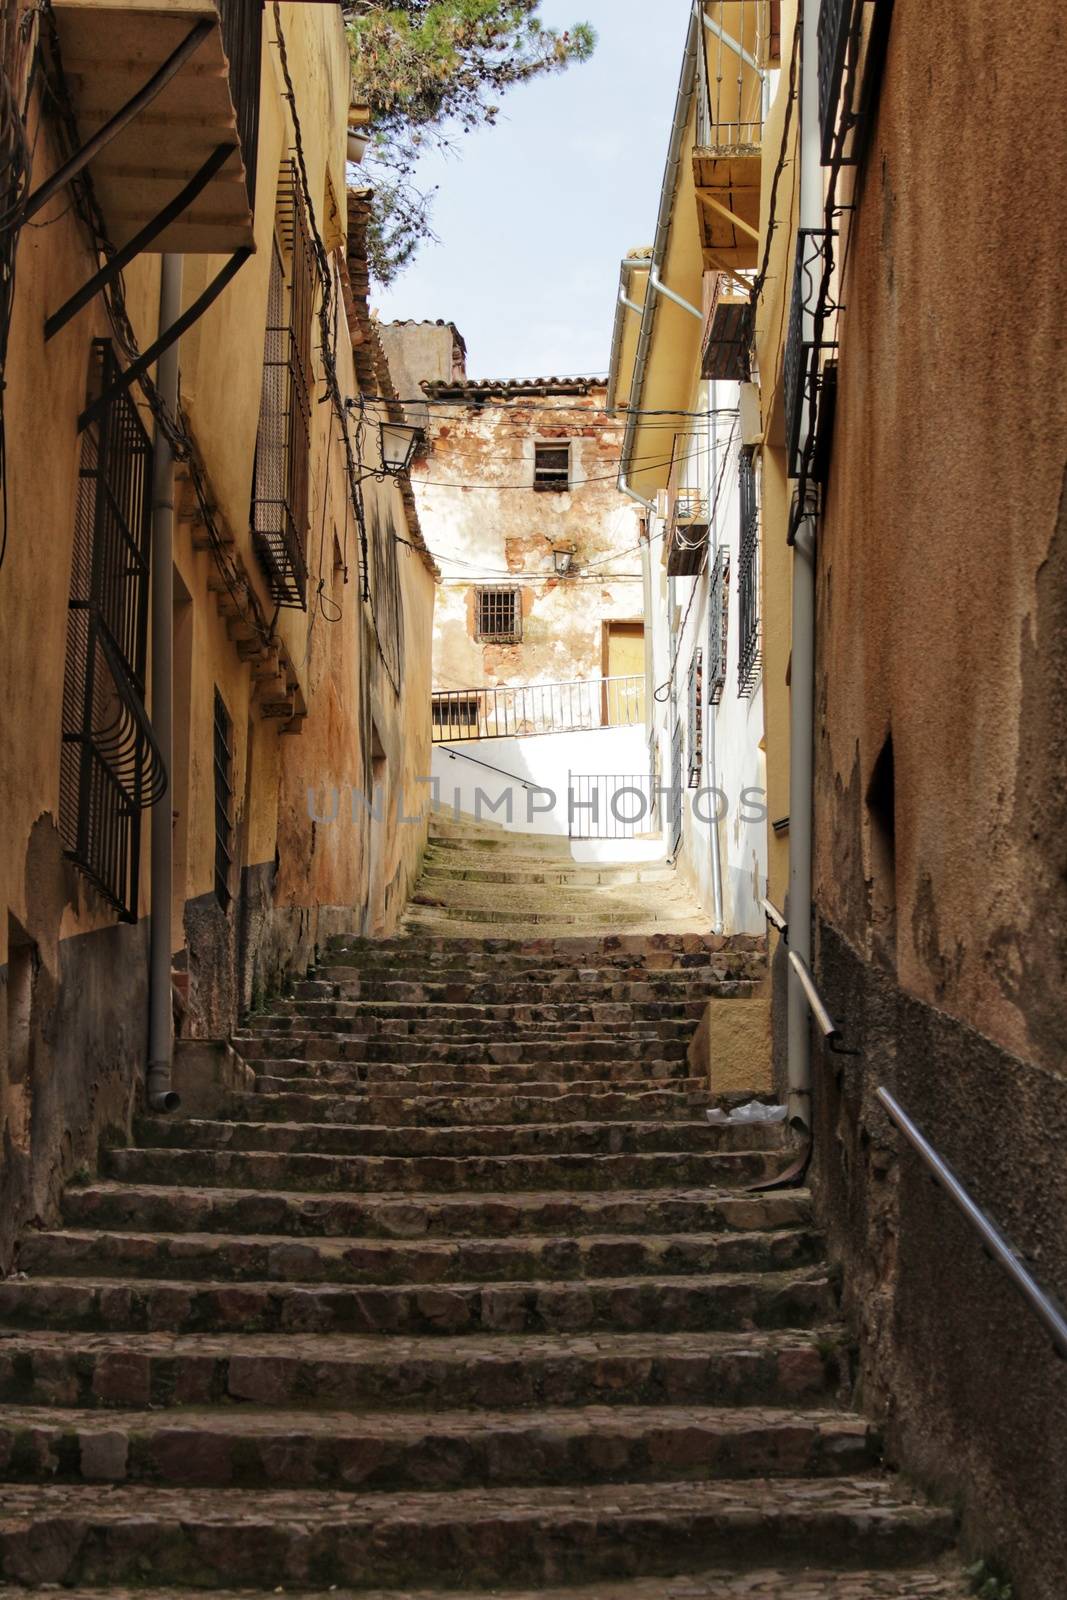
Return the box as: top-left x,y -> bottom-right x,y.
705,381 -> 725,934
786,0 -> 821,1132
147,255 -> 183,1114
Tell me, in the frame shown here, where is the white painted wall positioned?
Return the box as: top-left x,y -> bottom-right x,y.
645,382 -> 768,933
431,725 -> 665,863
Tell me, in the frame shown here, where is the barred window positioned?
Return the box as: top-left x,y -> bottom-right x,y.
534,442 -> 570,492
252,160 -> 316,609
213,689 -> 235,910
476,587 -> 522,644
738,447 -> 762,697
687,648 -> 703,788
59,341 -> 165,921
708,545 -> 729,705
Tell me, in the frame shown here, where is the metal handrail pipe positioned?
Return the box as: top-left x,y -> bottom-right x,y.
876,1088 -> 1067,1360
436,747 -> 539,792
649,264 -> 703,322
762,897 -> 788,935
788,950 -> 840,1043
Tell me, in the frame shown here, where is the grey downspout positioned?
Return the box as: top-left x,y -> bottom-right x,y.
147,255 -> 182,1113
705,379 -> 725,934
786,0 -> 821,1133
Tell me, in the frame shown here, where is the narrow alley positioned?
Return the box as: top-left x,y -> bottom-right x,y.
0,2 -> 1064,1599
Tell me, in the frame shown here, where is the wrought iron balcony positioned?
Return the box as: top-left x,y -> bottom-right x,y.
817,0 -> 894,167
783,228 -> 838,480
666,487 -> 711,578
45,0 -> 261,253
701,270 -> 752,381
737,446 -> 761,697
693,2 -> 765,275
707,545 -> 729,705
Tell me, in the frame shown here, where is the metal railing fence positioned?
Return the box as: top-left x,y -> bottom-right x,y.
431,675 -> 646,743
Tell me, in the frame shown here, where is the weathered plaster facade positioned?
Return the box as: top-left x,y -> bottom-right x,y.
0,4 -> 436,1266
753,2 -> 1067,1592
378,352 -> 646,698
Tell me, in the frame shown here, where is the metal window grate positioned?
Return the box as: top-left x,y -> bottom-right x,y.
708,546 -> 729,705
59,340 -> 166,922
217,0 -> 263,208
476,586 -> 522,643
252,161 -> 315,608
783,228 -> 839,479
534,442 -> 570,493
737,447 -> 762,697
687,649 -> 704,788
213,688 -> 235,910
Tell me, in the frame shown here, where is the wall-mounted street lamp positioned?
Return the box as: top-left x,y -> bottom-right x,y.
344,402 -> 424,479
347,127 -> 371,164
552,545 -> 577,577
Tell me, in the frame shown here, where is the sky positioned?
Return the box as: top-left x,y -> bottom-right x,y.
370,0 -> 692,381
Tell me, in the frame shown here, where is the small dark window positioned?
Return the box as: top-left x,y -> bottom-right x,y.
687,648 -> 704,788
534,442 -> 570,493
476,587 -> 522,644
432,697 -> 481,739
213,689 -> 235,910
708,546 -> 729,705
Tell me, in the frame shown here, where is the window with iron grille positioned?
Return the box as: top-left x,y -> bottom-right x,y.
476,587 -> 522,643
708,545 -> 729,705
737,447 -> 762,697
687,648 -> 703,788
213,689 -> 235,910
59,340 -> 166,922
534,442 -> 570,493
252,161 -> 316,608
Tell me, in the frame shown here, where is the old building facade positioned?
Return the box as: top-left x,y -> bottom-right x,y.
751,0 -> 1067,1591
0,0 -> 436,1265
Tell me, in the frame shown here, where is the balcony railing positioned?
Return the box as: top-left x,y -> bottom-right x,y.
708,545 -> 729,705
737,447 -> 761,697
693,3 -> 766,274
701,270 -> 752,381
783,228 -> 839,479
818,0 -> 895,168
432,675 -> 646,743
218,0 -> 263,208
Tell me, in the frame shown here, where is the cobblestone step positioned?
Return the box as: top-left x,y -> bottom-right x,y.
0,1571 -> 975,1600
420,859 -> 678,886
0,1328 -> 845,1413
403,915 -> 715,938
61,1184 -> 813,1241
235,1035 -> 693,1065
294,967 -> 755,1003
324,932 -> 765,964
125,1117 -> 783,1161
0,1404 -> 878,1492
244,1000 -> 714,1027
0,1478 -> 958,1589
20,1226 -> 822,1286
102,1145 -> 784,1194
238,1086 -> 714,1125
0,1268 -> 835,1337
245,1059 -> 697,1088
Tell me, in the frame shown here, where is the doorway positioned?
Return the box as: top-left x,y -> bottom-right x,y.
602,621 -> 646,726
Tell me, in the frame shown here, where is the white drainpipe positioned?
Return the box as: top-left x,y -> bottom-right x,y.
786,0 -> 822,1133
147,256 -> 183,1114
705,379 -> 725,934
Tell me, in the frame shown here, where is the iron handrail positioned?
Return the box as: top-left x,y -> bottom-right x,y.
877,1088 -> 1067,1360
762,896 -> 788,937
436,747 -> 538,792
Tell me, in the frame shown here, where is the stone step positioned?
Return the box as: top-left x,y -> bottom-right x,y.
237,1086 -> 714,1126
246,1059 -> 697,1088
0,1268 -> 836,1337
0,1573 -> 974,1600
409,886 -> 701,918
0,1478 -> 957,1589
236,1036 -> 693,1065
295,966 -> 757,1004
403,914 -> 714,936
19,1225 -> 823,1286
62,1183 -> 813,1241
0,1404 -> 878,1492
239,1004 -> 710,1030
102,1145 -> 785,1194
325,933 -> 764,963
421,858 -> 678,887
0,1327 -> 845,1413
125,1117 -> 783,1162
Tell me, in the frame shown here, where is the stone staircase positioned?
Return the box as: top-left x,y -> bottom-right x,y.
0,818 -> 967,1597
